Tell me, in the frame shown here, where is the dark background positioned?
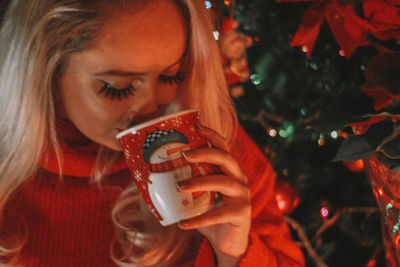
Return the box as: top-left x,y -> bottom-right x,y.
0,0 -> 394,266
218,0 -> 400,266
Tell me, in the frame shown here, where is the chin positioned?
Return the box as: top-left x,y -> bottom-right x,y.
108,142 -> 124,151
96,139 -> 123,152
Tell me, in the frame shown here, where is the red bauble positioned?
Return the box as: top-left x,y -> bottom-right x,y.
274,179 -> 299,215
343,159 -> 365,172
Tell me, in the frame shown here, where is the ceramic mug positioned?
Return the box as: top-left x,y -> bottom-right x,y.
116,109 -> 216,226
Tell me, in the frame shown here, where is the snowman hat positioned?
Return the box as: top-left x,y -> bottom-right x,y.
143,129 -> 189,163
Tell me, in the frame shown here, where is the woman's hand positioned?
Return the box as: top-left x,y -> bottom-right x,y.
177,124 -> 251,265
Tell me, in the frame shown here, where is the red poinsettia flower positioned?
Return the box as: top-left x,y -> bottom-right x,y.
361,52 -> 400,110
361,86 -> 396,111
277,0 -> 373,58
347,116 -> 387,135
363,0 -> 400,41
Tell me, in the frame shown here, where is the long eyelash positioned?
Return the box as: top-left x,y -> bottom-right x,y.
159,71 -> 186,85
98,83 -> 136,100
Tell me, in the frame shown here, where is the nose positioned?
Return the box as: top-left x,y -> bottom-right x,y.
128,102 -> 158,121
127,81 -> 159,121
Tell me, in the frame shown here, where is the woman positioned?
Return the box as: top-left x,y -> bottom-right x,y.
0,0 -> 304,266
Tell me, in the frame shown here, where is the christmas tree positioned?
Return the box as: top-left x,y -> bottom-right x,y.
215,0 -> 400,266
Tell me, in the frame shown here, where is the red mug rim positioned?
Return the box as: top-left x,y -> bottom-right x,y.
116,109 -> 199,139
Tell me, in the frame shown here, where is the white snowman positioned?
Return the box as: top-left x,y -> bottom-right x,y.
142,129 -> 213,226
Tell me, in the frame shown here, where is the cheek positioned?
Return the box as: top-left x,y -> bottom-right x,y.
157,83 -> 179,105
59,77 -> 122,136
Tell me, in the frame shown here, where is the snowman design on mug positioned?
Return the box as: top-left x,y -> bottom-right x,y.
142,129 -> 214,224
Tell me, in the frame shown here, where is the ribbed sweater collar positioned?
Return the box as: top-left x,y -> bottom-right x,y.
40,119 -> 127,178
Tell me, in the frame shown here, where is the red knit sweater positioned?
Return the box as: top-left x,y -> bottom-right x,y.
4,122 -> 304,266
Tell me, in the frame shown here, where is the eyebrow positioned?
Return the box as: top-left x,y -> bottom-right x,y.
93,56 -> 183,77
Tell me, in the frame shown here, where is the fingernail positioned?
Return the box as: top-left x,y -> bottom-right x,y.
195,124 -> 204,130
181,151 -> 190,160
177,180 -> 190,190
182,150 -> 194,159
178,221 -> 190,229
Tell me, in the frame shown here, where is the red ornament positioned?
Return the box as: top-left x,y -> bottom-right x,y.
366,259 -> 376,267
220,17 -> 239,34
274,179 -> 299,214
343,159 -> 365,172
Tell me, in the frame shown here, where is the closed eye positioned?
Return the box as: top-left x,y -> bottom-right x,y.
159,71 -> 186,85
98,82 -> 136,100
98,71 -> 186,101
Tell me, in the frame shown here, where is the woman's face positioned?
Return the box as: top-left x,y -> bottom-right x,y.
59,1 -> 187,151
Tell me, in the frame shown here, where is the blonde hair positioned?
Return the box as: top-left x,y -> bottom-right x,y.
0,0 -> 236,265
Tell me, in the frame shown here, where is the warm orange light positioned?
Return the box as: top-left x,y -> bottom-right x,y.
378,188 -> 383,196
318,138 -> 325,146
267,128 -> 277,137
320,207 -> 329,218
343,159 -> 365,172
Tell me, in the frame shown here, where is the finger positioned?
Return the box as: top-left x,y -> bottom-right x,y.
178,202 -> 250,230
177,175 -> 249,198
182,148 -> 246,182
196,124 -> 229,152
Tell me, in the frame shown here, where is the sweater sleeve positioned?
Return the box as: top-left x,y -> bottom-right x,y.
234,126 -> 304,266
194,125 -> 304,267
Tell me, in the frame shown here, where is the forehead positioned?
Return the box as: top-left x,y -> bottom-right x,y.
83,1 -> 187,72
